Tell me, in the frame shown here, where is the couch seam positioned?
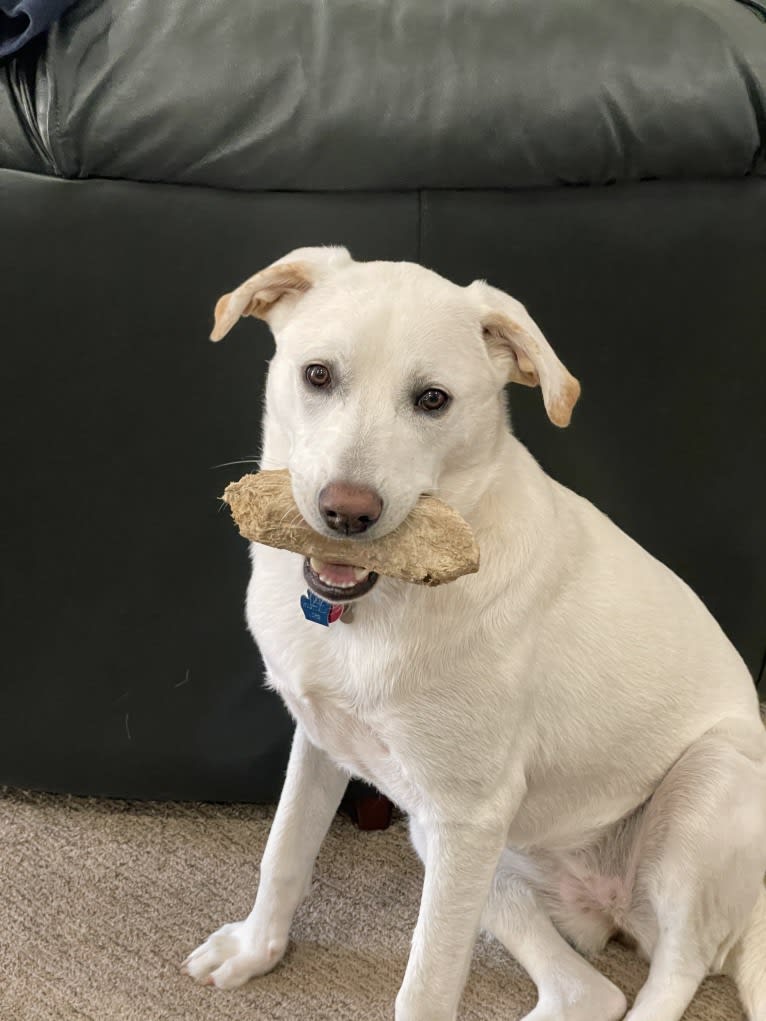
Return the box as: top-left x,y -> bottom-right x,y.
735,0 -> 766,19
4,47 -> 56,174
417,189 -> 423,263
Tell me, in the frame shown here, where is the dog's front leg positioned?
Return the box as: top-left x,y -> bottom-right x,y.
396,815 -> 508,1021
182,723 -> 348,989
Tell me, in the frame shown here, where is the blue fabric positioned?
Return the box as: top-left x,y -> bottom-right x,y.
0,0 -> 77,57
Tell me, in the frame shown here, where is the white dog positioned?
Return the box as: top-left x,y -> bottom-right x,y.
182,247 -> 766,1021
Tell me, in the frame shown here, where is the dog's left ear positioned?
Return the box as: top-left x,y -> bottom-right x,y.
467,280 -> 581,427
211,246 -> 353,342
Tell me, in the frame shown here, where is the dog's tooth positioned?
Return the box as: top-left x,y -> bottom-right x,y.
317,574 -> 352,588
311,557 -> 369,589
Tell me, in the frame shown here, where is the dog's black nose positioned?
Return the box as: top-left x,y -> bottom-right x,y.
319,483 -> 383,535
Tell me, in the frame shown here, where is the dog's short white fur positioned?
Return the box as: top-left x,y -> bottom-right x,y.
182,247 -> 766,1021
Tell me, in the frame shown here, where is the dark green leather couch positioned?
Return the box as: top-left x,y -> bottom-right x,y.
1,0 -> 764,801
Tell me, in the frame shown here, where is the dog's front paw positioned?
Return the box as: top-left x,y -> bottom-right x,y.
181,920 -> 287,989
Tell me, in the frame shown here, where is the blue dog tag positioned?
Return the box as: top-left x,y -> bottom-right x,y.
300,590 -> 344,627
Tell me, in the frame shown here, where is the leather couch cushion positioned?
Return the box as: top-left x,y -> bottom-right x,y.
1,0 -> 765,190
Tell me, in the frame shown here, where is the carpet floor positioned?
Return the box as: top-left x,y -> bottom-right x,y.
0,786 -> 744,1021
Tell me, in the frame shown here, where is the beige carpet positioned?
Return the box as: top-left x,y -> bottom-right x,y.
0,787 -> 744,1021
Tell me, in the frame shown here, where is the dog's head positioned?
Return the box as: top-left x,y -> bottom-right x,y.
212,247 -> 579,598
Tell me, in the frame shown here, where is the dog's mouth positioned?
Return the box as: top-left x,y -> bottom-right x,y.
303,557 -> 379,602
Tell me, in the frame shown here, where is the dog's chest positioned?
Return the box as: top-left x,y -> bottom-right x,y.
249,548 -> 514,814
274,666 -> 424,808
252,590 -> 432,807
282,679 -> 385,774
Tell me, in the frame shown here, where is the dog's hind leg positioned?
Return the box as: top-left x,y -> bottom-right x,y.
725,886 -> 766,1021
622,721 -> 766,1021
483,850 -> 628,1021
408,821 -> 627,1021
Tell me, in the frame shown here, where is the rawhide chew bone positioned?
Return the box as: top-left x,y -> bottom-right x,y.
222,470 -> 480,586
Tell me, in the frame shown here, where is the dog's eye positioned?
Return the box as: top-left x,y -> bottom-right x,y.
416,388 -> 450,413
305,364 -> 331,388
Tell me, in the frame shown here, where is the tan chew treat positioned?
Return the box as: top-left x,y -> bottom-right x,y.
222,470 -> 480,586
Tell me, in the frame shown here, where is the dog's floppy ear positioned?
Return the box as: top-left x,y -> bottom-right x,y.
211,246 -> 353,342
467,280 -> 581,428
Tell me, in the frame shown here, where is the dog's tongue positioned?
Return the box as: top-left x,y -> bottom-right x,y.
310,558 -> 369,587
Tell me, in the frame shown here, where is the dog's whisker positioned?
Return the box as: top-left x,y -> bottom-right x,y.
277,506 -> 305,531
209,458 -> 261,470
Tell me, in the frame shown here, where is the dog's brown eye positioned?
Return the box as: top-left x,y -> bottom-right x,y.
306,364 -> 331,388
417,388 -> 450,412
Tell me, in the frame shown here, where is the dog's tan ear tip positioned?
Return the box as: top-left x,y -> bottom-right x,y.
549,375 -> 582,428
210,293 -> 233,342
